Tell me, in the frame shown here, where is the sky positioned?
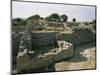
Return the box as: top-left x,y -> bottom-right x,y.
12,1 -> 96,22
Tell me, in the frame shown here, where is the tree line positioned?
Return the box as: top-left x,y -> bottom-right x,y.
12,13 -> 77,26
12,13 -> 96,26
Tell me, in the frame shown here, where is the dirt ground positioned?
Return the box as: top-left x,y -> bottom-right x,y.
55,42 -> 96,71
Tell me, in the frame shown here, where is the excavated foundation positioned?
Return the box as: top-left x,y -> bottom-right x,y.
16,31 -> 73,73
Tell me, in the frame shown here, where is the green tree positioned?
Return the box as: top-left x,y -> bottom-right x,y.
26,14 -> 41,25
47,13 -> 60,22
27,14 -> 40,21
12,18 -> 26,26
72,18 -> 76,22
60,14 -> 68,22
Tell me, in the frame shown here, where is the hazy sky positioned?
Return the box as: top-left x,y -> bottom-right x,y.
12,1 -> 96,22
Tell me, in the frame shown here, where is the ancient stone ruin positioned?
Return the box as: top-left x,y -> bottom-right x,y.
14,22 -> 95,73
16,25 -> 74,73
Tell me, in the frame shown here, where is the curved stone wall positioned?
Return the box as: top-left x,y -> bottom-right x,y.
62,29 -> 95,45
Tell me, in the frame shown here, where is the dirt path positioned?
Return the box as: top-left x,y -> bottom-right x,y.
55,42 -> 96,71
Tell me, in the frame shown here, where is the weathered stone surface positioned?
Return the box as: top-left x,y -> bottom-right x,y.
31,32 -> 59,47
62,29 -> 95,45
14,28 -> 95,73
17,41 -> 73,73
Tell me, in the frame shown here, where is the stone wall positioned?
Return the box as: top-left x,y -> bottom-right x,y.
12,32 -> 22,69
31,29 -> 95,47
13,28 -> 95,51
62,29 -> 96,45
12,28 -> 95,53
31,32 -> 59,47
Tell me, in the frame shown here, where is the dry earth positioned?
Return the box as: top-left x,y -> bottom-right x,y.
55,42 -> 96,71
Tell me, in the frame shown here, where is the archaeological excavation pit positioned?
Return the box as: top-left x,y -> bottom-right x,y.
13,27 -> 96,73
16,31 -> 74,73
